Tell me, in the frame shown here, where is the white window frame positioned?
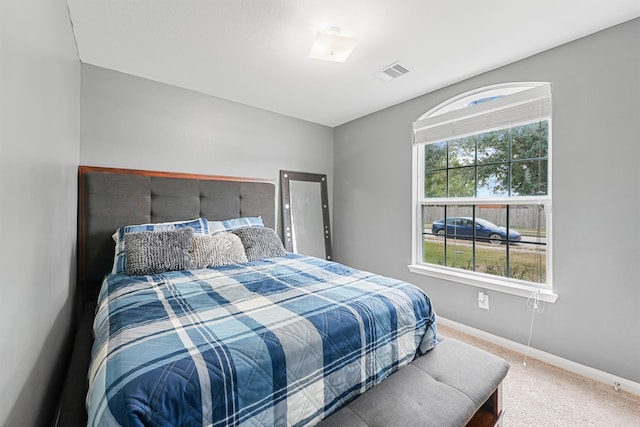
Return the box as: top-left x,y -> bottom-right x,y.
409,83 -> 558,303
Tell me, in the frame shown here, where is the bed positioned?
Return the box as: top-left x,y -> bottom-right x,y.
69,166 -> 439,427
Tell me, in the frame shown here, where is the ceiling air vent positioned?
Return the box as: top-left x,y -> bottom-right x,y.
374,61 -> 410,82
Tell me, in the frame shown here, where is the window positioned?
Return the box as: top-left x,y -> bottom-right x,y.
410,83 -> 555,300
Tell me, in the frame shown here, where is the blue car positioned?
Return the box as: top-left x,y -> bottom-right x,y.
431,217 -> 521,245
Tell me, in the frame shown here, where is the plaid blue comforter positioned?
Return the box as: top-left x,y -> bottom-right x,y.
87,254 -> 437,427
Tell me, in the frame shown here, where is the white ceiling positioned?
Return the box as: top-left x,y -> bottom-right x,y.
67,0 -> 640,127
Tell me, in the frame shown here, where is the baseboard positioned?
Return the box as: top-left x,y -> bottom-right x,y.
438,316 -> 640,397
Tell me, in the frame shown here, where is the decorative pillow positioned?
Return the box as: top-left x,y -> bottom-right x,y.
111,218 -> 209,274
232,227 -> 286,262
125,228 -> 196,276
190,233 -> 248,268
208,217 -> 264,235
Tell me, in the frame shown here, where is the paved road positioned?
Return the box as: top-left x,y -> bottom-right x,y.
423,234 -> 546,252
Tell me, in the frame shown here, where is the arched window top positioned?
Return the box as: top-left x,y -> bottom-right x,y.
414,82 -> 551,146
418,82 -> 550,121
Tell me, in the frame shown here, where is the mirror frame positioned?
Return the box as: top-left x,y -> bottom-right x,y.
280,170 -> 332,260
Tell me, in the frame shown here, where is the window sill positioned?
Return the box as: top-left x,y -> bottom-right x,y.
407,264 -> 558,303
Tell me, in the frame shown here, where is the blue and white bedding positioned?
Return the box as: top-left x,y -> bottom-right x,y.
87,253 -> 437,427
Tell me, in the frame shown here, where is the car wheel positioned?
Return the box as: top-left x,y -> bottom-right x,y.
436,229 -> 445,238
489,233 -> 503,245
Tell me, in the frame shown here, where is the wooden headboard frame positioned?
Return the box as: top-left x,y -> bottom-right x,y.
78,166 -> 276,285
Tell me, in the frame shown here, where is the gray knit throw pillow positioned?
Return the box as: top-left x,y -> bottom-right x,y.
190,233 -> 248,268
233,227 -> 286,261
125,227 -> 196,275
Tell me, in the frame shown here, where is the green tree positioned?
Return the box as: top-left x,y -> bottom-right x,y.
424,121 -> 548,198
475,121 -> 548,196
509,122 -> 548,196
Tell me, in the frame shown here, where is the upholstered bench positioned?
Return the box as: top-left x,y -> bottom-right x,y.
317,338 -> 509,427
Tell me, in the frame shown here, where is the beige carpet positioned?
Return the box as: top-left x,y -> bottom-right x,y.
438,324 -> 640,426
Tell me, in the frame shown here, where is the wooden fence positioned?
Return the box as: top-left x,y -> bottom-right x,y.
423,204 -> 546,230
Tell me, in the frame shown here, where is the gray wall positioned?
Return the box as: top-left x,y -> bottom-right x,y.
0,0 -> 80,426
333,18 -> 640,382
80,64 -> 335,232
0,7 -> 636,426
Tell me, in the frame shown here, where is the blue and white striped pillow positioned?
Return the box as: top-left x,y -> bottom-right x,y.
208,216 -> 264,235
111,218 -> 209,274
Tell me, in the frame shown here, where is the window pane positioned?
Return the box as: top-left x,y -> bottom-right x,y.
475,205 -> 508,245
447,239 -> 474,271
511,121 -> 548,161
424,238 -> 446,266
425,170 -> 447,197
475,243 -> 508,278
508,205 -> 546,283
424,141 -> 448,170
441,205 -> 474,271
448,167 -> 475,197
447,205 -> 473,219
422,205 -> 445,238
448,137 -> 475,167
508,205 -> 546,237
509,242 -> 546,283
511,160 -> 547,196
476,164 -> 509,197
476,205 -> 507,225
422,205 -> 445,264
477,129 -> 509,164
426,204 -> 475,269
441,204 -> 473,240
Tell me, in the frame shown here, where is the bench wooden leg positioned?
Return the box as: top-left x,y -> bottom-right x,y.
466,382 -> 504,427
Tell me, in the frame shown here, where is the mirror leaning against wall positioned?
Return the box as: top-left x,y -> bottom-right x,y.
280,170 -> 332,260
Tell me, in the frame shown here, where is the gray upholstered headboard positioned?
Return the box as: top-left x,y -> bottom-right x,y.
78,166 -> 276,284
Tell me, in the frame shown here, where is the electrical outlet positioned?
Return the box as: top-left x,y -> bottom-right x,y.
478,291 -> 489,310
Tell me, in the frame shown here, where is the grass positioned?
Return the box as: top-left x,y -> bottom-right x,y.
423,238 -> 546,283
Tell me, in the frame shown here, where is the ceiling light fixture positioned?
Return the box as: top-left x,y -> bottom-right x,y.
308,27 -> 358,63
